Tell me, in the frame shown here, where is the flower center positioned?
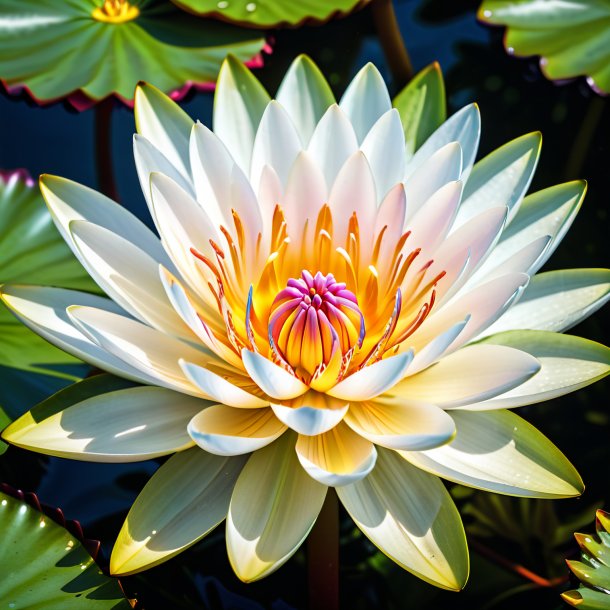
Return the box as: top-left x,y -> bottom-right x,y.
92,0 -> 139,23
269,271 -> 364,378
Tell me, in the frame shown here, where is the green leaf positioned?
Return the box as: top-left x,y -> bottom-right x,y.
0,489 -> 131,609
392,62 -> 446,156
0,0 -> 266,107
479,0 -> 610,95
0,406 -> 9,455
170,0 -> 370,28
563,509 -> 610,609
0,171 -> 97,378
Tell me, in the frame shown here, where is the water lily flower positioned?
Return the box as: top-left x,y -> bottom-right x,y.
2,56 -> 610,590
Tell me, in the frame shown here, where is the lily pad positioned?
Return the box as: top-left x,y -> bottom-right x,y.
0,170 -> 97,378
0,0 -> 267,109
0,485 -> 132,609
169,0 -> 370,28
478,0 -> 610,95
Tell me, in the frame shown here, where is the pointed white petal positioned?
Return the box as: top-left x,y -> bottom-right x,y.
337,448 -> 469,591
0,285 -> 155,385
181,360 -> 268,408
480,269 -> 610,337
111,448 -> 246,575
392,344 -> 540,407
360,109 -> 406,200
402,409 -> 583,498
307,104 -> 359,188
456,132 -> 541,227
250,101 -> 302,189
188,406 -> 285,456
5,385 -> 203,462
70,220 -> 190,338
134,83 -> 194,182
405,104 -> 480,181
241,350 -> 309,400
276,55 -> 335,145
296,422 -> 377,486
227,434 -> 327,582
327,351 -> 414,401
339,63 -> 392,142
470,330 -> 610,409
404,142 -> 463,219
213,56 -> 270,174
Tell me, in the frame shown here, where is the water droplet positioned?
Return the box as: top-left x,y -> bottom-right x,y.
39,520 -> 46,528
483,9 -> 492,18
507,46 -> 515,55
9,603 -> 16,609
1,499 -> 7,506
80,564 -> 86,570
151,530 -> 157,535
19,505 -> 26,515
217,0 -> 228,8
586,537 -> 592,543
246,2 -> 256,12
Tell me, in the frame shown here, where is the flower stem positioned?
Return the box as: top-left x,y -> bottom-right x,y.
94,97 -> 119,201
308,489 -> 339,610
371,0 -> 413,89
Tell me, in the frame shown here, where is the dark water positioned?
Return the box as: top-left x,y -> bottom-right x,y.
0,1 -> 608,608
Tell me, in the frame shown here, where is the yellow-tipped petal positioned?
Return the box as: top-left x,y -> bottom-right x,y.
226,433 -> 327,582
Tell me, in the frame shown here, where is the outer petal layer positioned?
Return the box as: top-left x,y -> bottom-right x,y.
337,448 -> 469,591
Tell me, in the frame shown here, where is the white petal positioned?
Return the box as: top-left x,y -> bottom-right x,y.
469,330 -> 610,409
392,344 -> 540,407
404,142 -> 463,220
360,109 -> 406,200
410,272 -> 530,354
241,350 -> 309,400
282,151 -> 328,235
134,83 -> 194,182
70,220 -> 190,339
327,351 -> 414,401
68,305 -> 208,396
5,384 -> 203,462
337,448 -> 469,591
133,134 -> 195,217
276,55 -> 335,145
111,448 -> 246,575
270,392 -> 349,436
307,104 -> 359,188
328,151 -> 377,248
402,409 -> 583,498
492,180 -> 585,275
188,406 -> 285,456
0,285 -> 155,385
480,268 -> 610,337
339,63 -> 392,142
295,422 -> 377,486
345,400 -> 456,451
181,360 -> 268,408
213,56 -> 270,174
250,101 -> 302,189
455,132 -> 541,228
226,433 -> 327,582
40,175 -> 171,269
405,103 -> 480,182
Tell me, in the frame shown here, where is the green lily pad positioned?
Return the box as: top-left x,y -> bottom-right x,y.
169,0 -> 370,28
0,486 -> 132,609
478,0 -> 610,95
0,0 -> 266,109
0,170 -> 97,378
562,509 -> 610,609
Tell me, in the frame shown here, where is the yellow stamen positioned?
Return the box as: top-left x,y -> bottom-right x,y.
92,0 -> 139,23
